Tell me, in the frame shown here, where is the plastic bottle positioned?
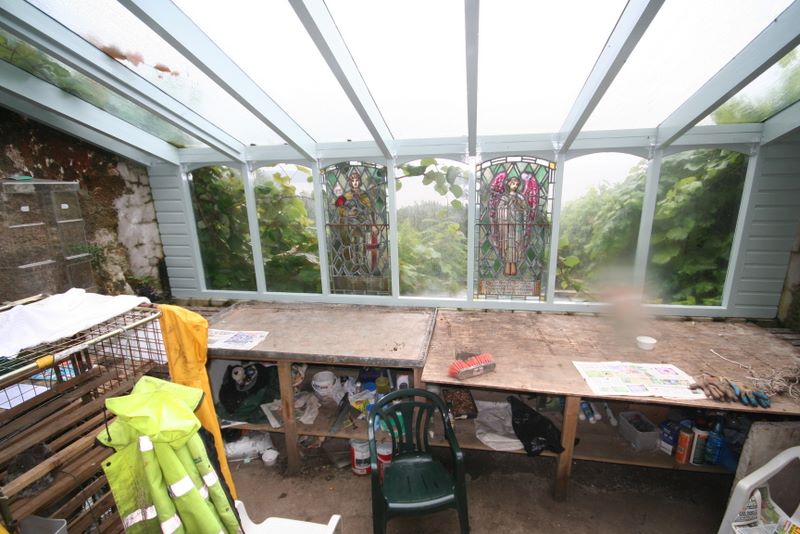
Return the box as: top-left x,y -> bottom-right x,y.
704,416 -> 725,465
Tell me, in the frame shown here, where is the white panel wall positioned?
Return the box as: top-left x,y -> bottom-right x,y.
148,163 -> 201,292
730,133 -> 800,318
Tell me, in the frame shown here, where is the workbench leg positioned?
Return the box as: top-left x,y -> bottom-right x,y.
554,395 -> 580,501
412,367 -> 425,390
278,362 -> 300,474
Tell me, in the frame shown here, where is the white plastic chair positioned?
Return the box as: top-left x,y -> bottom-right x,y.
235,500 -> 342,534
717,445 -> 800,534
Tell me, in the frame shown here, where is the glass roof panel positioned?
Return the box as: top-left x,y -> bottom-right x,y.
478,0 -> 628,136
325,0 -> 466,140
584,0 -> 794,132
27,0 -> 283,146
0,28 -> 201,147
173,0 -> 370,143
700,44 -> 800,125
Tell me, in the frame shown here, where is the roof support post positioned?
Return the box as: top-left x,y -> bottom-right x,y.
465,0 -> 480,157
241,163 -> 267,293
656,0 -> 800,148
545,152 -> 567,303
556,0 -> 663,153
312,162 -> 331,295
288,0 -> 394,159
386,159 -> 401,297
119,0 -> 318,161
632,148 -> 662,293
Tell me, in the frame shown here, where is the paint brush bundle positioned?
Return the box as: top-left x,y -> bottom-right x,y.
448,353 -> 496,380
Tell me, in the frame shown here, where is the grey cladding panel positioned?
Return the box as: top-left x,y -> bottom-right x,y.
149,187 -> 183,201
732,138 -> 800,318
154,200 -> 185,213
147,166 -> 199,292
156,212 -> 187,225
158,223 -> 189,236
165,256 -> 194,268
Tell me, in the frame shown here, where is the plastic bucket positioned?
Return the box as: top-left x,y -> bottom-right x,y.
350,439 -> 370,476
377,441 -> 392,480
312,371 -> 337,399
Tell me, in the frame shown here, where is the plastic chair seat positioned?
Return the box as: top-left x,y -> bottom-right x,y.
369,388 -> 469,534
382,453 -> 457,511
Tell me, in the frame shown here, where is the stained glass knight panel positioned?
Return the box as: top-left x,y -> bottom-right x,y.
323,161 -> 390,295
475,156 -> 554,300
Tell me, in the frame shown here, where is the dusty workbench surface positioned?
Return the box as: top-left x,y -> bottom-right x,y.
422,309 -> 800,416
206,301 -> 435,368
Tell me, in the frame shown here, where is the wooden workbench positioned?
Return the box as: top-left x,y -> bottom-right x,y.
422,309 -> 800,499
207,302 -> 435,472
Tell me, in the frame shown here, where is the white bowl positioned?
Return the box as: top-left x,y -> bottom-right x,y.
636,336 -> 657,350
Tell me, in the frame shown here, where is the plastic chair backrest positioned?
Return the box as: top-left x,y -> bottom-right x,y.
368,388 -> 450,456
717,446 -> 800,534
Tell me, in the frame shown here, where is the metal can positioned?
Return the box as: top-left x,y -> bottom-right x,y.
690,427 -> 709,466
674,427 -> 693,464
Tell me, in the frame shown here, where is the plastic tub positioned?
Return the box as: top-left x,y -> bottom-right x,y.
312,371 -> 337,399
618,411 -> 660,451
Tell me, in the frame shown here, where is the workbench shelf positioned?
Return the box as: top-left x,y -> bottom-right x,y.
206,302 -> 436,473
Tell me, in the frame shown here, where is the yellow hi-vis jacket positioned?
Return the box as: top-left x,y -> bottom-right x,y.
157,304 -> 237,499
98,376 -> 240,534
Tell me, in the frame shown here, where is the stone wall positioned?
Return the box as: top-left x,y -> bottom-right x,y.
0,107 -> 165,297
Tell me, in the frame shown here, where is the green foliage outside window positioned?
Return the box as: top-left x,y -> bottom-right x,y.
254,168 -> 321,293
397,161 -> 469,297
190,166 -> 257,291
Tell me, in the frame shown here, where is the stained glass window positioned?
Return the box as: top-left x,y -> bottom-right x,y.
475,156 -> 554,300
322,161 -> 390,295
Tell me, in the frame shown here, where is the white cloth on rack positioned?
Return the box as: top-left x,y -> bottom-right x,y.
0,288 -> 148,358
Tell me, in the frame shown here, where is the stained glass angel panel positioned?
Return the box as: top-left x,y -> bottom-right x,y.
476,156 -> 554,299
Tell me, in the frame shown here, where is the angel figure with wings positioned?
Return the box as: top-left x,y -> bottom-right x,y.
488,171 -> 539,276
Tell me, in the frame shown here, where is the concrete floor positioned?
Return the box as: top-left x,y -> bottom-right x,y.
232,442 -> 733,534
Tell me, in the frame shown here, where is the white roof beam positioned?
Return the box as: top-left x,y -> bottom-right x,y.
556,0 -> 663,152
0,61 -> 180,164
656,0 -> 800,149
0,93 -> 157,166
465,0 -> 479,157
289,0 -> 394,159
0,2 -> 246,163
119,0 -> 317,161
762,99 -> 800,144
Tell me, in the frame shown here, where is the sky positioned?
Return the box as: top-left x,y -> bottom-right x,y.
24,0 -> 793,200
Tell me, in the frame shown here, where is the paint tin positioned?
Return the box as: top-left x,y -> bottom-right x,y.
690,426 -> 709,466
349,439 -> 370,476
674,427 -> 693,464
377,441 -> 392,480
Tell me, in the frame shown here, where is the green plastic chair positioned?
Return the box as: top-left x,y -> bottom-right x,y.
368,388 -> 469,534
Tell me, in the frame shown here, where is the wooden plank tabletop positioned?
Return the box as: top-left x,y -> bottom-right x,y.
207,302 -> 435,368
422,309 -> 800,416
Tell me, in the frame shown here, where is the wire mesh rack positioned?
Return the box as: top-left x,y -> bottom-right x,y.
0,306 -> 166,409
0,305 -> 167,532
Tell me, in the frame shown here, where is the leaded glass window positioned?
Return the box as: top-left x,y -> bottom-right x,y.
475,156 -> 555,299
322,161 -> 390,294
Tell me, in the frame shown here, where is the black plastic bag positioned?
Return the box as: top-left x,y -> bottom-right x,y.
508,395 -> 566,456
219,363 -> 280,418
